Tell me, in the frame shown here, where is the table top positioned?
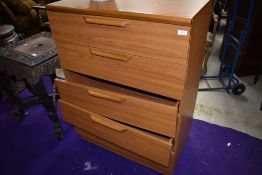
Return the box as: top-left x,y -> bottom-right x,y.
47,0 -> 210,26
0,32 -> 57,67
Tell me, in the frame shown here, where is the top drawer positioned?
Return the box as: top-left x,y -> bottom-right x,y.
48,12 -> 191,66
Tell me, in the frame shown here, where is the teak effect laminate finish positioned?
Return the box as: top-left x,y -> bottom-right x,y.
76,128 -> 175,175
60,100 -> 174,167
173,1 -> 213,170
46,0 -> 209,25
48,0 -> 212,174
56,76 -> 179,137
53,40 -> 187,99
48,12 -> 190,66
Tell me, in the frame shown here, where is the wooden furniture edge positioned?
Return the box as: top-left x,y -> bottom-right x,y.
48,0 -> 213,173
76,128 -> 175,175
62,70 -> 180,107
46,5 -> 192,26
172,0 -> 213,169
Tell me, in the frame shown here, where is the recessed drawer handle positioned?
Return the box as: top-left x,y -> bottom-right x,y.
83,16 -> 129,27
90,112 -> 127,132
90,48 -> 131,62
87,89 -> 125,103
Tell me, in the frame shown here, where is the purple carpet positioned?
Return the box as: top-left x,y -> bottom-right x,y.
0,77 -> 261,175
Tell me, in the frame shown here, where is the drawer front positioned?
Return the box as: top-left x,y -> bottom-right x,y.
60,100 -> 173,167
48,12 -> 191,66
55,41 -> 186,99
56,77 -> 179,137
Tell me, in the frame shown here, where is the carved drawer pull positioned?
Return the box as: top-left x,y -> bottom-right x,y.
90,47 -> 131,62
84,16 -> 129,27
90,112 -> 127,132
87,88 -> 126,103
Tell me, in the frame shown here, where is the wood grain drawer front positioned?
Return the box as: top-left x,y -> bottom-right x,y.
48,12 -> 191,66
55,41 -> 186,100
60,100 -> 173,167
56,78 -> 179,137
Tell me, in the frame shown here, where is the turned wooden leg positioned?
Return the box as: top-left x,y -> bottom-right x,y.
32,78 -> 64,139
0,72 -> 28,121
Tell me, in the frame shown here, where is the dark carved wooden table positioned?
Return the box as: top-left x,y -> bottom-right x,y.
0,32 -> 63,138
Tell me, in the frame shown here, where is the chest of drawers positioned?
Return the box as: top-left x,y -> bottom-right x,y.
47,0 -> 212,174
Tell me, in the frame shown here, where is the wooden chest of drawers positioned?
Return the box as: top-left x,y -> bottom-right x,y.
47,0 -> 212,174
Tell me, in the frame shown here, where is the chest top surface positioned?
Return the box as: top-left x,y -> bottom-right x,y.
47,0 -> 210,25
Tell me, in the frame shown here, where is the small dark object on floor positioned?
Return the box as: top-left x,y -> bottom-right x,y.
254,74 -> 260,84
0,90 -> 3,103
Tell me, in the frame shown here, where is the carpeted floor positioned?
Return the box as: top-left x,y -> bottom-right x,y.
0,77 -> 261,175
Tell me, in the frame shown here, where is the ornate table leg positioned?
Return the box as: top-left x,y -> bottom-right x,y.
0,86 -> 3,103
0,72 -> 28,121
32,78 -> 64,139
